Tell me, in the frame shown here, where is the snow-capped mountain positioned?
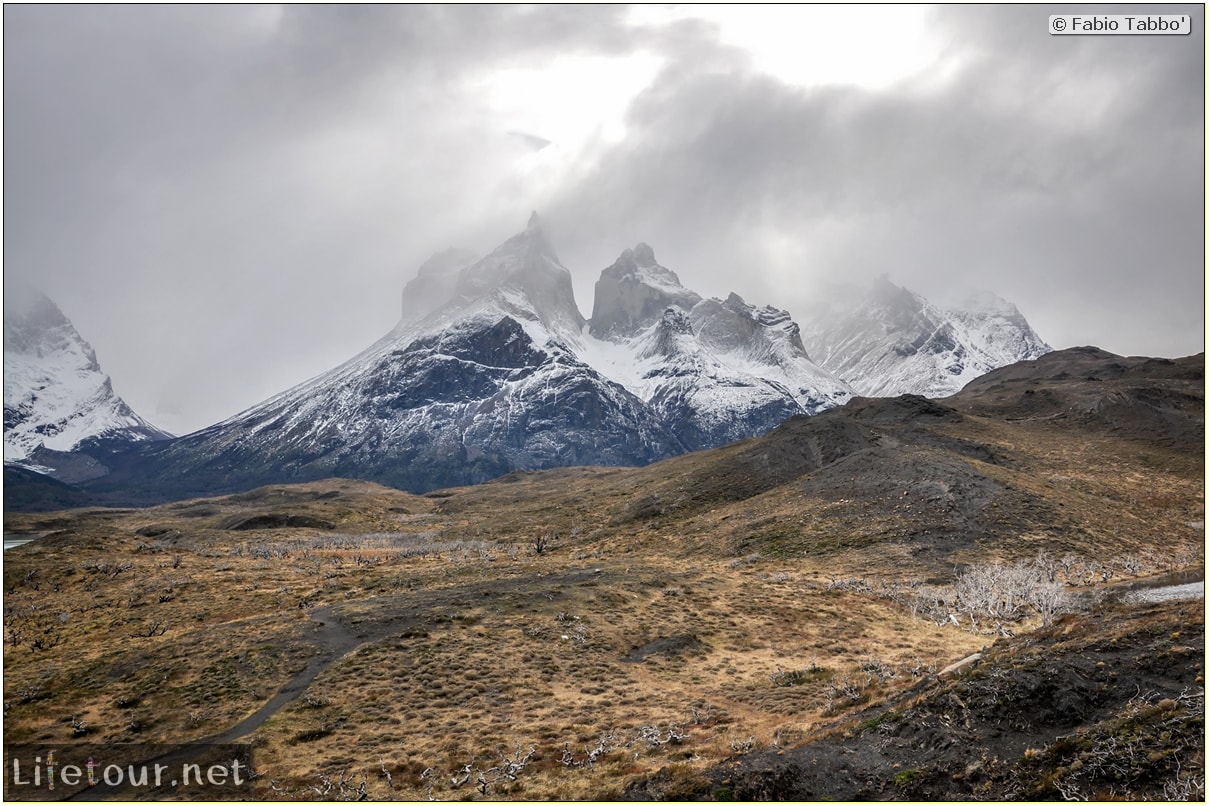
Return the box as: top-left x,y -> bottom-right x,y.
113,214 -> 685,496
93,216 -> 853,498
3,287 -> 170,467
26,216 -> 1051,504
800,276 -> 1052,398
582,244 -> 852,450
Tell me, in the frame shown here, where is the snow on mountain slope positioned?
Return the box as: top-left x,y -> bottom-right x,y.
691,293 -> 850,412
945,289 -> 1054,375
123,214 -> 684,496
3,287 -> 170,463
800,276 -> 1052,398
103,219 -> 861,496
57,216 -> 1050,503
583,245 -> 853,450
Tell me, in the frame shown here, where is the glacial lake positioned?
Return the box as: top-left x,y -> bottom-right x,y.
4,534 -> 45,551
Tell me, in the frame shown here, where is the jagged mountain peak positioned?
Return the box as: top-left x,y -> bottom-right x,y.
632,242 -> 657,267
402,248 -> 479,322
508,210 -> 560,263
876,275 -> 914,302
455,215 -> 564,291
398,215 -> 584,340
957,288 -> 1021,316
581,248 -> 854,450
723,291 -> 745,306
860,276 -> 932,325
450,216 -> 583,340
3,289 -> 170,465
4,287 -> 97,363
605,243 -> 682,285
590,244 -> 700,339
493,213 -> 556,259
800,276 -> 1051,398
6,283 -> 69,325
716,293 -> 792,329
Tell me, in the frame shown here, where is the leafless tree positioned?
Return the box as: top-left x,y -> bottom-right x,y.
1058,553 -> 1081,583
948,561 -> 1071,633
452,746 -> 536,796
1030,578 -> 1069,626
450,763 -> 473,787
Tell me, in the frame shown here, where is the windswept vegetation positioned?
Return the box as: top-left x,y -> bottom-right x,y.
4,349 -> 1203,799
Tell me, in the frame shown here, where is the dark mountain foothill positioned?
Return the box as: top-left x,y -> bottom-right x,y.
953,348 -> 1205,447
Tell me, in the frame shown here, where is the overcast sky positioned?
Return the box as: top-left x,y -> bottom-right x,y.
4,4 -> 1204,436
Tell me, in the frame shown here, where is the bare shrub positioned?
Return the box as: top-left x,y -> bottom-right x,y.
448,747 -> 536,797
534,527 -> 556,556
903,560 -> 1074,634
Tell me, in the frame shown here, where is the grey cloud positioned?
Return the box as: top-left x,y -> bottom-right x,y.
3,5 -> 1202,435
548,5 -> 1204,358
4,5 -> 646,433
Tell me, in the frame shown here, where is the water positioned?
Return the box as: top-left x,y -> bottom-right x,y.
4,534 -> 44,551
1121,580 -> 1204,604
1104,569 -> 1205,604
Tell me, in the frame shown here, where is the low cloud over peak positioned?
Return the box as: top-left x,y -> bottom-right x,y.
5,5 -> 1202,435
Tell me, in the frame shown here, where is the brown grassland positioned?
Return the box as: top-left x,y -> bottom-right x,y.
2,349 -> 1204,800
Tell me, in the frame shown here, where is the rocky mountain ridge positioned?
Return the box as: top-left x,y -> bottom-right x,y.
800,275 -> 1052,397
5,216 -> 1054,505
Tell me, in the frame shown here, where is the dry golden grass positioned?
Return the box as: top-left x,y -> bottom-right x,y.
239,551 -> 983,799
3,388 -> 1202,799
4,490 -> 987,799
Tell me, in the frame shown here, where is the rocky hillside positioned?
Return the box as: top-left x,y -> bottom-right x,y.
636,597 -> 1204,801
